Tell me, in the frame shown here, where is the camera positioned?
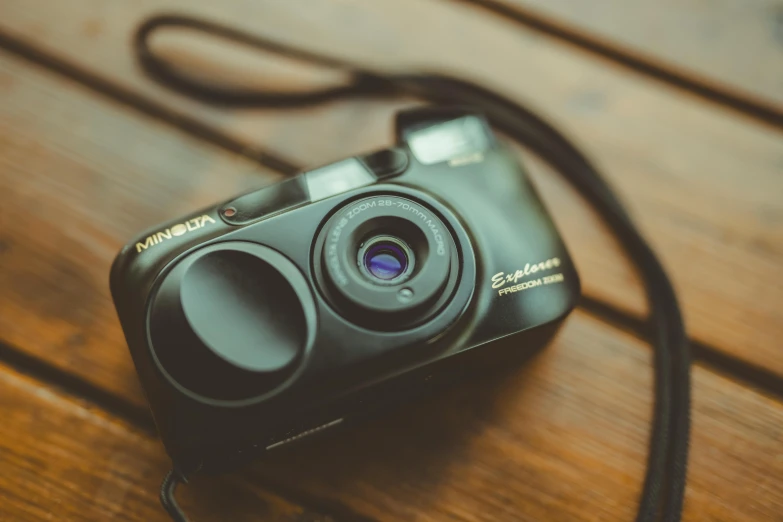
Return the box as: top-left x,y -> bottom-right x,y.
110,107 -> 580,472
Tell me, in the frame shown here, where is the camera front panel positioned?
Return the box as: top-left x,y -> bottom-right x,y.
110,109 -> 580,468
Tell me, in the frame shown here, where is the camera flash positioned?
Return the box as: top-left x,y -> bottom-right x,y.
407,116 -> 491,165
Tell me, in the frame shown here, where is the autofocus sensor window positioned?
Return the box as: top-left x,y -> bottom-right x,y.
359,235 -> 414,284
313,194 -> 463,330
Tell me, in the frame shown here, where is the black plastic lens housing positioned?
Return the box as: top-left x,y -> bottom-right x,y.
313,194 -> 461,330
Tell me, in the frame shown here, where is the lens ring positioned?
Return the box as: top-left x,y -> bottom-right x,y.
313,192 -> 473,331
358,235 -> 414,284
317,194 -> 451,316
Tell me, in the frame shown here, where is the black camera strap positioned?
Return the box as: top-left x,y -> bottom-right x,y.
135,10 -> 691,522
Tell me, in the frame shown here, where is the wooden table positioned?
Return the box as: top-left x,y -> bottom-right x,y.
1,1 -> 781,520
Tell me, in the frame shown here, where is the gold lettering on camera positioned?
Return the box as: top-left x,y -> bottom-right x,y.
491,257 -> 564,297
135,214 -> 216,253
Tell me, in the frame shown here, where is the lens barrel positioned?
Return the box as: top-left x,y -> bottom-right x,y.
314,194 -> 462,330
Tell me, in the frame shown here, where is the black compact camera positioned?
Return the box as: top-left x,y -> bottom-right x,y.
110,107 -> 580,472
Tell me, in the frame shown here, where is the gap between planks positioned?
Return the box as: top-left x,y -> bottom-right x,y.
580,297 -> 783,400
0,29 -> 780,403
0,358 -> 378,522
0,30 -> 299,175
452,0 -> 783,130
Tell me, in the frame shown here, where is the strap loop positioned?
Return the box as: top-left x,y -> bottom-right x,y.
137,13 -> 691,522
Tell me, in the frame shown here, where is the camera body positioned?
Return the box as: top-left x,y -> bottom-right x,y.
110,107 -> 580,472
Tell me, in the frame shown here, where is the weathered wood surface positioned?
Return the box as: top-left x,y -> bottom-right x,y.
0,0 -> 782,520
1,0 -> 782,377
495,0 -> 783,110
0,362 -> 336,522
0,53 -> 270,407
1,313 -> 781,521
254,313 -> 783,522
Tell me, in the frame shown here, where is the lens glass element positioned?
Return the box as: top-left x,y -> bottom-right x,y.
364,243 -> 407,280
359,236 -> 413,283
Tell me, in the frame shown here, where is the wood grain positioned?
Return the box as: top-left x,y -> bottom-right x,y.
0,363 -> 335,522
254,312 -> 783,522
0,2 -> 781,521
2,311 -> 780,521
1,0 -> 782,376
493,0 -> 783,110
0,53 -> 273,408
0,51 -> 618,411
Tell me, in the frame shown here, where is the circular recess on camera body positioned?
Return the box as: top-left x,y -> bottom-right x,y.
147,242 -> 316,402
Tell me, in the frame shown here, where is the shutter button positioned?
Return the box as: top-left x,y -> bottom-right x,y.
361,148 -> 409,179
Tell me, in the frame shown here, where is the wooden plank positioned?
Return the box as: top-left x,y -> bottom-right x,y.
0,50 -> 611,412
0,54 -> 274,408
0,6 -> 779,522
0,364 -> 334,522
2,311 -> 780,521
1,0 -> 781,376
491,0 -> 783,110
253,312 -> 783,522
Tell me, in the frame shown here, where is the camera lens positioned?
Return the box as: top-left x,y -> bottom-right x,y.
314,194 -> 465,330
360,236 -> 412,283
